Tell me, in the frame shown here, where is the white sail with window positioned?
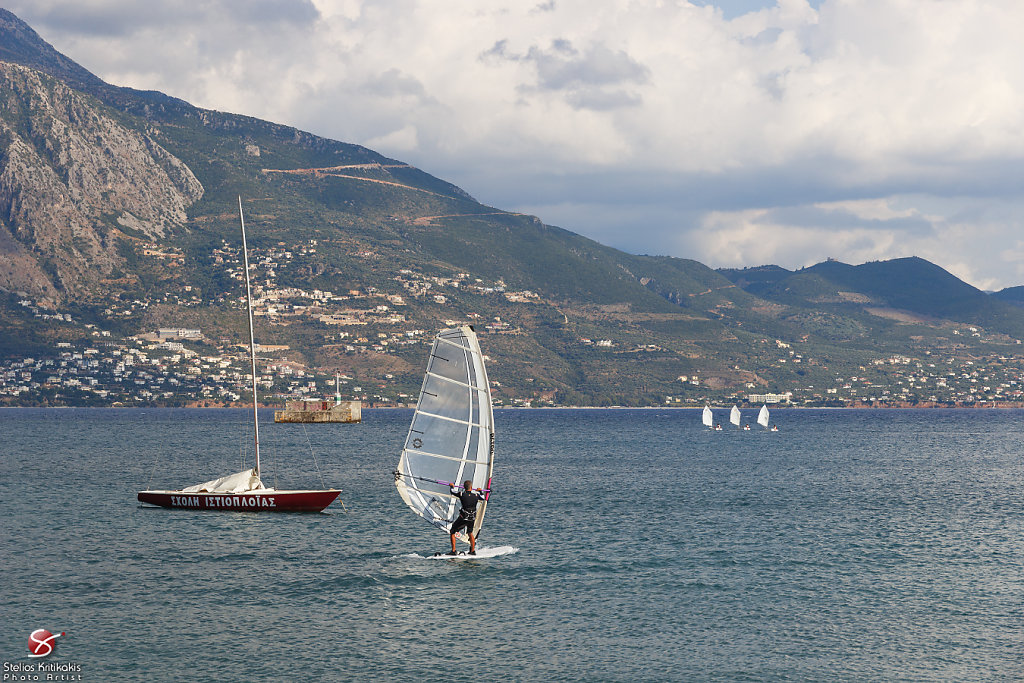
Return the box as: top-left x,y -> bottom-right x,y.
395,326 -> 494,542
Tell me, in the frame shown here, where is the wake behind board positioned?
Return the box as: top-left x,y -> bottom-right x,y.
428,545 -> 518,560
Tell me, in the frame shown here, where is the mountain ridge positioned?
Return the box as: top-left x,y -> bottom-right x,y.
718,257 -> 1024,337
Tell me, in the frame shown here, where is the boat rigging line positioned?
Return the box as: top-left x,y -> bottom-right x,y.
301,422 -> 328,490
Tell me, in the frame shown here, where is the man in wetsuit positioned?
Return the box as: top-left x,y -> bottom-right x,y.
449,480 -> 485,555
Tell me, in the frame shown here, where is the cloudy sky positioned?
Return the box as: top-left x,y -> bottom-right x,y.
8,0 -> 1024,289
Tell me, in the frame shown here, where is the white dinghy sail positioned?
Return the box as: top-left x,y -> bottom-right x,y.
730,405 -> 741,428
757,404 -> 770,429
702,405 -> 714,428
394,326 -> 495,544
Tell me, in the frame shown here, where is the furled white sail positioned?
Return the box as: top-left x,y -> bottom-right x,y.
730,405 -> 741,427
757,404 -> 770,429
702,405 -> 713,428
181,469 -> 265,494
395,326 -> 494,542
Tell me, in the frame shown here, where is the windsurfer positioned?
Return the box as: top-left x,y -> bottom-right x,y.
449,480 -> 485,555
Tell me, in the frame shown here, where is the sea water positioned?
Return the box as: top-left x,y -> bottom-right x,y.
1,408 -> 1022,681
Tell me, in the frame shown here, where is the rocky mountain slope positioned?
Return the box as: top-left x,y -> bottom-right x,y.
0,60 -> 202,301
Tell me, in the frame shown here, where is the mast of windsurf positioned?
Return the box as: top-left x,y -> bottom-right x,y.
237,196 -> 261,478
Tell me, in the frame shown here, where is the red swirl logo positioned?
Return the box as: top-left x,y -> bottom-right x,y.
28,629 -> 64,658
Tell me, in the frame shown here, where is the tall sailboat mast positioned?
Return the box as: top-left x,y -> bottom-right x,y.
237,196 -> 261,477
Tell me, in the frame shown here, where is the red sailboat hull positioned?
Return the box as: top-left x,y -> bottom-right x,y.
138,489 -> 340,512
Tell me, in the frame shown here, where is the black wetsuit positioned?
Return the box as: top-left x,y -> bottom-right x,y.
449,487 -> 485,537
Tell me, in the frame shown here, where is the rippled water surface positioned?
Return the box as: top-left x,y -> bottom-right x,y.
1,408 -> 1022,681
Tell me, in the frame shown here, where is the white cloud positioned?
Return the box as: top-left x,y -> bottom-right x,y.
814,199 -> 932,224
8,0 -> 1024,288
694,207 -> 904,269
687,195 -> 1024,293
365,123 -> 420,154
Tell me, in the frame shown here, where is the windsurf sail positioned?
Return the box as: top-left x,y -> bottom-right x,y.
730,405 -> 741,427
395,326 -> 494,543
757,404 -> 770,429
702,405 -> 713,428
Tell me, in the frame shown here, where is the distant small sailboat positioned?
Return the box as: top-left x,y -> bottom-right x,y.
730,405 -> 741,428
702,405 -> 714,429
757,404 -> 770,430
